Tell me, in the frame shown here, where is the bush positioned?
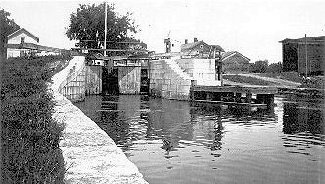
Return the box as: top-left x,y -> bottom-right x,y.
1,55 -> 67,183
249,60 -> 269,73
266,62 -> 282,73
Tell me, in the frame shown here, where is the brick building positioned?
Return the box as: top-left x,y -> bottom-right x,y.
280,36 -> 325,75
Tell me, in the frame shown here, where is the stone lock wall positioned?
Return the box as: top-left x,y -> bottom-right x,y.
59,57 -> 102,102
177,59 -> 221,86
149,59 -> 194,100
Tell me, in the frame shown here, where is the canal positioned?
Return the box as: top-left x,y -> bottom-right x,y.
74,95 -> 325,184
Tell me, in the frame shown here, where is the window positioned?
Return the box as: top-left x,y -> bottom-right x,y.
21,37 -> 25,43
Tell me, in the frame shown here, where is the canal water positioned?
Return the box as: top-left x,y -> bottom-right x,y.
74,95 -> 325,184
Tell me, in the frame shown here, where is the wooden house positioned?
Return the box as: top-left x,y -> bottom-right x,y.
6,28 -> 62,58
6,28 -> 39,58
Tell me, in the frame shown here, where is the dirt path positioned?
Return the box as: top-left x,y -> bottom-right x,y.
224,73 -> 301,88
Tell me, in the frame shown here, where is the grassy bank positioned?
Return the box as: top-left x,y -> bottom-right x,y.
1,55 -> 70,183
223,74 -> 275,86
255,72 -> 303,83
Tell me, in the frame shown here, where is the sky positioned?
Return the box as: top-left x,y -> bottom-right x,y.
1,0 -> 325,63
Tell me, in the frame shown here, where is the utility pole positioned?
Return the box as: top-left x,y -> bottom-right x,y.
104,1 -> 108,56
305,34 -> 308,77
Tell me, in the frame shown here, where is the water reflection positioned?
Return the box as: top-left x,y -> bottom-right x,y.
74,95 -> 325,184
283,102 -> 324,135
280,99 -> 325,157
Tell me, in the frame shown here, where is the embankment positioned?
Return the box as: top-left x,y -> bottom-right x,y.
51,56 -> 148,183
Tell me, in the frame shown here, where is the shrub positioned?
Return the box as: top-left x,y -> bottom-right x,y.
266,62 -> 283,73
1,55 -> 68,183
249,60 -> 269,73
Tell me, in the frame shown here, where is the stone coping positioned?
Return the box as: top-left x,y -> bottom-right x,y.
50,56 -> 148,184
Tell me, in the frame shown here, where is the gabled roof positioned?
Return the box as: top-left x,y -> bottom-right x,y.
181,40 -> 205,51
181,40 -> 224,52
222,51 -> 250,62
209,45 -> 224,52
7,28 -> 39,42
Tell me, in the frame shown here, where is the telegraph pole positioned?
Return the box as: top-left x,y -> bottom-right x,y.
104,1 -> 108,56
305,34 -> 308,77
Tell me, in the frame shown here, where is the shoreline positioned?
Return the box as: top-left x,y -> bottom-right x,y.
51,56 -> 148,184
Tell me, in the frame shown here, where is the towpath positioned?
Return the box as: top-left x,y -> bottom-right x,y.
224,73 -> 301,88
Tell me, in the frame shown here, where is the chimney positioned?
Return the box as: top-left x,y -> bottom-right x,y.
185,39 -> 188,44
194,37 -> 198,42
164,38 -> 171,53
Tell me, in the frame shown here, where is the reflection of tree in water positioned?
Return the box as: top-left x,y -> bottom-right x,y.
189,104 -> 224,151
283,103 -> 324,135
146,99 -> 194,151
210,115 -> 223,151
98,95 -> 132,152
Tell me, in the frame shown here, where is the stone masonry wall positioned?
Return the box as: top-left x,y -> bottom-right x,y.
149,59 -> 193,100
59,59 -> 103,102
177,58 -> 221,86
59,57 -> 86,102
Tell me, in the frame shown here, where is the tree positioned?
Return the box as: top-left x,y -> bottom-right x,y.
66,3 -> 140,53
249,60 -> 269,73
0,8 -> 20,59
267,62 -> 282,73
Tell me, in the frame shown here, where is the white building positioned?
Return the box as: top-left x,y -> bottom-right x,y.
7,28 -> 39,58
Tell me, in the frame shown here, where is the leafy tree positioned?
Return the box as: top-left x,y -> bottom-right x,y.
0,8 -> 20,59
249,60 -> 269,73
66,3 -> 141,54
267,62 -> 283,73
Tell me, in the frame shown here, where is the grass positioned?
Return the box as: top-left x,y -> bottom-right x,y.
223,74 -> 275,86
300,76 -> 325,89
1,54 -> 71,183
255,72 -> 304,83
